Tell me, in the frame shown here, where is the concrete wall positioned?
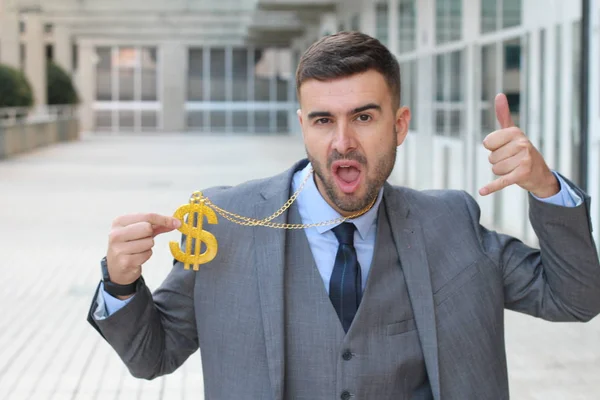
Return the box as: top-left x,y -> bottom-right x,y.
0,119 -> 79,159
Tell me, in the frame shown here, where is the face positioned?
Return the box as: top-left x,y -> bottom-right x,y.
297,69 -> 411,217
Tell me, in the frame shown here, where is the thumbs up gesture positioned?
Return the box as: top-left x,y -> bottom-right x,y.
479,93 -> 559,198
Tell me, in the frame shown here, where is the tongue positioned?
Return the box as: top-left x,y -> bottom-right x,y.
338,167 -> 360,183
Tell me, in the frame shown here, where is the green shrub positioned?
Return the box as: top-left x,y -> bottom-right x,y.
47,62 -> 79,105
0,64 -> 34,108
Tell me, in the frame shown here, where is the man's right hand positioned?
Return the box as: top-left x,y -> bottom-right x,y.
106,213 -> 182,297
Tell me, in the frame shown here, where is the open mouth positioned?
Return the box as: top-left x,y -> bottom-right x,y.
331,160 -> 363,194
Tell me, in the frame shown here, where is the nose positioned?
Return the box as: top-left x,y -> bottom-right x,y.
332,121 -> 357,155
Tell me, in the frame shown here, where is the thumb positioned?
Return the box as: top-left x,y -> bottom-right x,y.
495,93 -> 515,129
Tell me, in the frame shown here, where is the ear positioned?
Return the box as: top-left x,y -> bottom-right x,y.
395,106 -> 411,146
297,109 -> 306,138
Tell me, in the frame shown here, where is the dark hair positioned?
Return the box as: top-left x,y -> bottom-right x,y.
295,31 -> 401,108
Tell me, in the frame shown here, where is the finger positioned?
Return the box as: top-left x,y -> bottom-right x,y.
110,221 -> 154,244
483,127 -> 522,151
114,213 -> 180,229
488,138 -> 527,164
495,93 -> 515,129
152,225 -> 179,237
479,170 -> 518,196
123,250 -> 153,268
491,153 -> 522,176
118,237 -> 155,255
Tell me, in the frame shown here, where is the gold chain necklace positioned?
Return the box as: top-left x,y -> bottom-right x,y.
192,167 -> 377,229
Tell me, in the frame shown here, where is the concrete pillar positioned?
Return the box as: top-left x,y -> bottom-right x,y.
320,13 -> 338,36
414,0 -> 435,190
53,25 -> 73,74
360,0 -> 377,37
76,40 -> 96,133
160,41 -> 186,132
0,9 -> 21,69
23,13 -> 47,109
389,0 -> 399,55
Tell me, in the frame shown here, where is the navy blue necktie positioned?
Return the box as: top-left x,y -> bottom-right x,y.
329,222 -> 362,333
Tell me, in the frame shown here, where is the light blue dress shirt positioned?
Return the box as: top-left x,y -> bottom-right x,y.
99,163 -> 582,317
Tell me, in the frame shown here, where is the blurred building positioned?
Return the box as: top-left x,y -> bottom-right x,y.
0,0 -> 599,246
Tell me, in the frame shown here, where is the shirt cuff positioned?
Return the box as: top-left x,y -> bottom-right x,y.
531,171 -> 582,207
93,282 -> 135,320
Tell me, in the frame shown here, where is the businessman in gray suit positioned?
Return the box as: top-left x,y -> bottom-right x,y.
88,32 -> 600,399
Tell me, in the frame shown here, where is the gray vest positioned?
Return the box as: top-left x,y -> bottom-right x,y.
283,200 -> 432,399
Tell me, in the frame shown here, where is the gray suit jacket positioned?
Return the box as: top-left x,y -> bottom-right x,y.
88,159 -> 600,399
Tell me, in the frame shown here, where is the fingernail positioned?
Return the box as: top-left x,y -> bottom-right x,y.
172,219 -> 181,228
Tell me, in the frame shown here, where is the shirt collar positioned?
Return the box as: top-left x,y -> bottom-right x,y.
293,162 -> 383,240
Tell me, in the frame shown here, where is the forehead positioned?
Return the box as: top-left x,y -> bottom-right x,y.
299,70 -> 391,112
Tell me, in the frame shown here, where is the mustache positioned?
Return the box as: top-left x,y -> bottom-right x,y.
327,150 -> 367,168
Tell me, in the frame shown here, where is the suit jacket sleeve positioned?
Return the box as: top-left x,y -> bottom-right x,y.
463,175 -> 600,322
87,255 -> 199,380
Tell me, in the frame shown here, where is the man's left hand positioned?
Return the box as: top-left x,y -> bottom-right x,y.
479,93 -> 559,198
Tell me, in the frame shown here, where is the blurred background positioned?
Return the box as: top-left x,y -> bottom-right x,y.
0,0 -> 599,399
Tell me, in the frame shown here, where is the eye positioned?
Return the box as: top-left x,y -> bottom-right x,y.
315,118 -> 331,125
356,114 -> 372,122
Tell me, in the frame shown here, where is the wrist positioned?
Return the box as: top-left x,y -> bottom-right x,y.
530,172 -> 560,199
101,257 -> 140,297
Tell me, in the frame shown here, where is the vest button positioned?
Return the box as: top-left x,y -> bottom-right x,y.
342,350 -> 353,360
340,391 -> 352,400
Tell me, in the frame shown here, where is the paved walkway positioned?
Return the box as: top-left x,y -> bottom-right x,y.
0,133 -> 598,399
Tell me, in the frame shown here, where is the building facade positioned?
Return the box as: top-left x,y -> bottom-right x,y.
0,0 -> 599,246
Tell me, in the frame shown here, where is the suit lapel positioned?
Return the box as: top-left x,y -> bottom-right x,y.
252,160 -> 308,400
383,184 -> 441,400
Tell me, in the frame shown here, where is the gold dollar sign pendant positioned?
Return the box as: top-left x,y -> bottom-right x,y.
169,192 -> 218,270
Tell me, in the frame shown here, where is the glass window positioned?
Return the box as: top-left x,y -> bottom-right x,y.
376,2 -> 389,46
502,0 -> 521,29
117,47 -> 136,102
481,0 -> 497,33
141,47 -> 157,101
254,49 -> 271,101
95,47 -> 112,101
481,0 -> 521,33
398,0 -> 417,54
481,43 -> 498,134
351,14 -> 360,31
141,111 -> 158,130
400,60 -> 418,131
255,111 -> 270,133
276,50 -> 291,102
502,38 -> 522,126
210,49 -> 226,101
436,0 -> 462,45
232,111 -> 249,133
188,48 -> 204,101
232,48 -> 249,101
434,49 -> 465,137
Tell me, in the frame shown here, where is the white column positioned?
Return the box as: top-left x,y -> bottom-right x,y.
76,40 -> 96,133
53,24 -> 73,74
23,13 -> 47,109
0,7 -> 20,69
558,21 -> 573,177
389,0 -> 399,55
588,0 -> 600,247
161,41 -> 187,132
360,0 -> 377,37
411,0 -> 435,190
462,0 -> 480,196
320,13 -> 338,36
542,26 -> 557,169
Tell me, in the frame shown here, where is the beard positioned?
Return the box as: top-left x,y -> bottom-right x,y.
306,141 -> 397,214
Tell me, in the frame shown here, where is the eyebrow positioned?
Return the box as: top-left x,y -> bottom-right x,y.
307,103 -> 382,120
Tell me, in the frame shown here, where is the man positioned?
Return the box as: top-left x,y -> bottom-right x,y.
87,32 -> 600,399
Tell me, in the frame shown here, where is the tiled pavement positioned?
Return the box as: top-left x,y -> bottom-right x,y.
0,133 -> 598,399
